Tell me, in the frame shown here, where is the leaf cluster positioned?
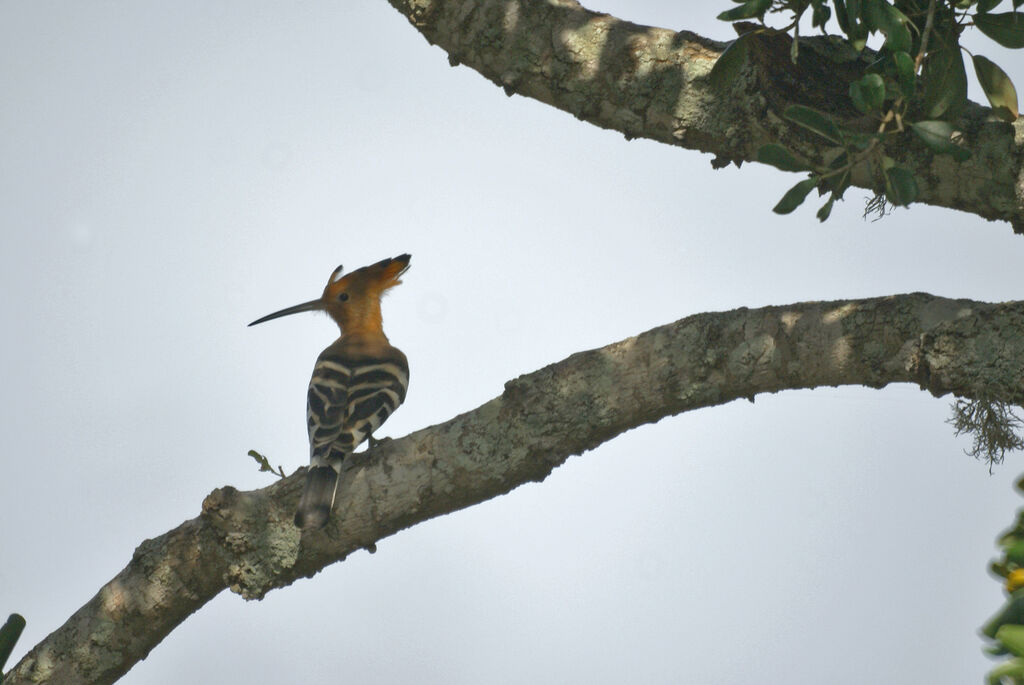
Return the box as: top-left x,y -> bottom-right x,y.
709,0 -> 1022,219
983,472 -> 1024,684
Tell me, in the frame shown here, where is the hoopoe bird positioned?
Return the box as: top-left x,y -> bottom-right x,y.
249,254 -> 411,530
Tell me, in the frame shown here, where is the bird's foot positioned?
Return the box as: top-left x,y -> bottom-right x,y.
367,434 -> 392,449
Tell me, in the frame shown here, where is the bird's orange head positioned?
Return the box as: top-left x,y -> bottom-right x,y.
249,254 -> 411,337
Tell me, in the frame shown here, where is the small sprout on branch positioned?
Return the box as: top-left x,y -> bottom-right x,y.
248,449 -> 287,479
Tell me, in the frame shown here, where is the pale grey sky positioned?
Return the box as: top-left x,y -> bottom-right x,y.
3,2 -> 1024,683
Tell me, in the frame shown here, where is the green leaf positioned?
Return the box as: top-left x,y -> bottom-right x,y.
717,0 -> 771,21
893,51 -> 915,96
998,625 -> 1024,657
844,132 -> 875,151
978,0 -> 1005,11
845,0 -> 862,26
784,105 -> 843,143
908,120 -> 971,160
827,168 -> 852,197
974,12 -> 1024,48
816,195 -> 836,221
921,44 -> 968,119
811,2 -> 831,28
247,449 -> 285,478
973,54 -> 1020,121
1007,538 -> 1024,564
863,0 -> 912,53
989,658 -> 1024,685
708,32 -> 755,87
879,5 -> 913,54
862,0 -> 885,31
837,0 -> 870,50
884,165 -> 918,206
850,73 -> 886,112
849,82 -> 868,112
983,590 -> 1024,638
825,147 -> 849,170
757,143 -> 810,171
0,614 -> 26,674
773,177 -> 818,214
834,0 -> 852,33
248,449 -> 273,471
1002,530 -> 1024,548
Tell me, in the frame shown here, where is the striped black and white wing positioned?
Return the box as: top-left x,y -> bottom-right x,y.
306,346 -> 409,467
298,346 -> 408,529
306,354 -> 351,466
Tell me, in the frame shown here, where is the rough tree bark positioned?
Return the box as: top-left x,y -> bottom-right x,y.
6,293 -> 1024,684
384,0 -> 1024,231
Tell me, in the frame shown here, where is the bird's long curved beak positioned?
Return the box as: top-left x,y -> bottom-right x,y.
248,298 -> 323,326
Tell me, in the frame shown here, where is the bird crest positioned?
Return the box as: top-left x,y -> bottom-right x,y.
323,254 -> 410,303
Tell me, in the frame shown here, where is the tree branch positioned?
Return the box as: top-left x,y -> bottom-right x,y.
7,293 -> 1024,684
383,0 -> 1024,230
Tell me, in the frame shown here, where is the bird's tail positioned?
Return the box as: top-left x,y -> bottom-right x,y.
294,465 -> 340,530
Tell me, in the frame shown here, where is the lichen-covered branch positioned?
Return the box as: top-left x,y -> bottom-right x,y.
7,293 -> 1024,684
384,0 -> 1024,230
